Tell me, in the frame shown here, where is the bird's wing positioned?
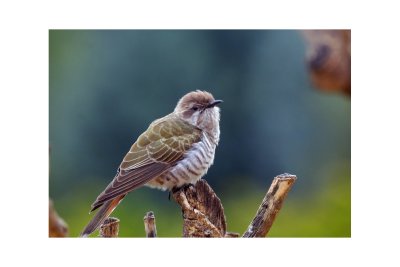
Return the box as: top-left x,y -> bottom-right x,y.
90,115 -> 202,211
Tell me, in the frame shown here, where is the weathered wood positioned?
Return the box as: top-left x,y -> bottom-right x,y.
49,198 -> 68,237
99,217 -> 120,237
143,211 -> 157,237
302,30 -> 351,96
172,180 -> 227,237
87,174 -> 296,238
243,173 -> 297,237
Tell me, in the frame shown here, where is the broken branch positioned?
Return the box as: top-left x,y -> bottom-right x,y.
99,217 -> 120,237
144,211 -> 157,237
243,173 -> 297,237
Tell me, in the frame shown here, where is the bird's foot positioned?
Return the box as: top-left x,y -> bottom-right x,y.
169,183 -> 194,201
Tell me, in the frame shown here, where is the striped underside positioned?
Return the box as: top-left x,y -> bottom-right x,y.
147,132 -> 216,190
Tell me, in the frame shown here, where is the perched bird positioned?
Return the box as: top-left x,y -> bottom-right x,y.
80,90 -> 222,237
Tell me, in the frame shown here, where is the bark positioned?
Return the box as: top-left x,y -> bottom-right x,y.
172,180 -> 227,237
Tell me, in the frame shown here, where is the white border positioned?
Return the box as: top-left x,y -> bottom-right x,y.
2,0 -> 399,266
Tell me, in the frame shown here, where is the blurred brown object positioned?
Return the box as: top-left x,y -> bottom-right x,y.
302,30 -> 351,96
49,198 -> 68,237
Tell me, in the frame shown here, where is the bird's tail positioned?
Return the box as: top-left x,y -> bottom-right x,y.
80,195 -> 125,237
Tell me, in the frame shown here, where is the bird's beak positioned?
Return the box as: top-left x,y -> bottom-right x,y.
207,100 -> 223,109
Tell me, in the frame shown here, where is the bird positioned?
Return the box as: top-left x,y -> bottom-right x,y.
80,90 -> 222,237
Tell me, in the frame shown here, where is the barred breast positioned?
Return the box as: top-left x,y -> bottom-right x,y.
146,132 -> 217,190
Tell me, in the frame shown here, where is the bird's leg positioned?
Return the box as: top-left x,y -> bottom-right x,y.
170,183 -> 194,200
183,183 -> 194,190
171,183 -> 194,196
170,183 -> 196,218
169,186 -> 181,201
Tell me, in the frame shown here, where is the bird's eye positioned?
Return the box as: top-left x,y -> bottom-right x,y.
191,106 -> 199,111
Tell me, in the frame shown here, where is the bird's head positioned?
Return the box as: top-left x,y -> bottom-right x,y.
174,90 -> 222,135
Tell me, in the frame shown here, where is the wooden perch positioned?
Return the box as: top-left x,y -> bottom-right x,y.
93,173 -> 296,237
99,217 -> 120,237
144,211 -> 157,237
243,173 -> 297,237
49,198 -> 68,237
172,180 -> 227,237
171,174 -> 296,238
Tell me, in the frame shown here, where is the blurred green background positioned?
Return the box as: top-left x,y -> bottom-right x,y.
49,30 -> 350,237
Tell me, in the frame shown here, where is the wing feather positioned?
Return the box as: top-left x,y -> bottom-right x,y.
90,114 -> 202,211
91,163 -> 168,211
